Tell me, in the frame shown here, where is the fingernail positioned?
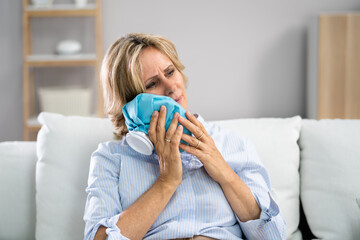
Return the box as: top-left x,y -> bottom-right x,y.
161,105 -> 165,111
174,112 -> 179,117
186,111 -> 191,117
152,111 -> 158,116
178,125 -> 183,130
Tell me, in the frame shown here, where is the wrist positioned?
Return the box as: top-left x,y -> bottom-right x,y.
218,165 -> 238,186
156,178 -> 180,193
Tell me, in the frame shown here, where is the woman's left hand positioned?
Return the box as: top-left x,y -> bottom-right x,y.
180,112 -> 262,222
178,112 -> 234,184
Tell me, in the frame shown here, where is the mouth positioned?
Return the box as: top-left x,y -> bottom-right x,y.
174,96 -> 182,104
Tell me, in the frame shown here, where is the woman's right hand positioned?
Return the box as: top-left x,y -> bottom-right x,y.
148,105 -> 183,188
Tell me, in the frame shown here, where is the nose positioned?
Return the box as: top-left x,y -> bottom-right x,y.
162,77 -> 176,97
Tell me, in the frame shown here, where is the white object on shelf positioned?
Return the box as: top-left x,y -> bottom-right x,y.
27,3 -> 95,11
38,87 -> 92,116
75,0 -> 88,7
56,40 -> 82,55
27,53 -> 96,62
31,0 -> 53,7
27,117 -> 40,127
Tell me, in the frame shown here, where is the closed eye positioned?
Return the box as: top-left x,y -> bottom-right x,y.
146,81 -> 156,89
165,66 -> 175,78
167,69 -> 174,77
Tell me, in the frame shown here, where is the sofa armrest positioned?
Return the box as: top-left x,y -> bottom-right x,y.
0,141 -> 37,240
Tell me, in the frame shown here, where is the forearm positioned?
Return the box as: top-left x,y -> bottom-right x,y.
94,226 -> 107,240
115,179 -> 177,240
94,107 -> 181,240
93,179 -> 177,240
219,167 -> 261,222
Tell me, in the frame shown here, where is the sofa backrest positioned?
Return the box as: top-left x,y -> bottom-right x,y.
4,114 -> 360,240
0,141 -> 37,240
299,119 -> 360,240
35,112 -> 302,240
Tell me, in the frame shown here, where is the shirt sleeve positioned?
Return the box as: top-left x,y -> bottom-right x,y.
234,139 -> 287,240
83,142 -> 130,240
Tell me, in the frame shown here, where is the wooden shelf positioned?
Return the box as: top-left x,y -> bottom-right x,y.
317,14 -> 360,119
26,4 -> 96,17
26,54 -> 97,67
22,0 -> 103,140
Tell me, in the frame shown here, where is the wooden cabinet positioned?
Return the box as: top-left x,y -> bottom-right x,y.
22,0 -> 103,140
317,14 -> 360,119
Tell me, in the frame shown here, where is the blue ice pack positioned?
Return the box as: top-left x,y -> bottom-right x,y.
123,93 -> 191,155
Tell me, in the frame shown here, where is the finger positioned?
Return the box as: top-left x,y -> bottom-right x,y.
185,112 -> 204,128
181,133 -> 202,149
179,142 -> 201,157
157,105 -> 167,140
178,114 -> 205,140
171,125 -> 183,146
165,112 -> 179,140
148,111 -> 158,143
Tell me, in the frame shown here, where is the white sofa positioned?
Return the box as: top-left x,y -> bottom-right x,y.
0,112 -> 359,240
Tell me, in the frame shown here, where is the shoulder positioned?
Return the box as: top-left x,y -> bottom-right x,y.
93,140 -> 124,156
91,137 -> 146,163
90,139 -> 129,168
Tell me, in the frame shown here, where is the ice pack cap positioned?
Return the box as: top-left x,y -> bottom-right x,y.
126,131 -> 154,155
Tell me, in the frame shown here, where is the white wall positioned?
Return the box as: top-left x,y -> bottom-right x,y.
1,0 -> 360,141
0,0 -> 23,141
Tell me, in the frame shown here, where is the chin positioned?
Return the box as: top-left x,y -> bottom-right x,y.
180,102 -> 187,111
176,98 -> 187,110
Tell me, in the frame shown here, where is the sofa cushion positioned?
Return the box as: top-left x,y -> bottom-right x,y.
0,141 -> 37,240
36,113 -> 114,240
216,116 -> 302,239
300,119 -> 360,239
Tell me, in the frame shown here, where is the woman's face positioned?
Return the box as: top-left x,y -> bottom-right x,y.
139,47 -> 188,110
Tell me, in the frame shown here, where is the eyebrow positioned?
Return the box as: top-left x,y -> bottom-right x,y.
145,64 -> 174,83
164,65 -> 174,73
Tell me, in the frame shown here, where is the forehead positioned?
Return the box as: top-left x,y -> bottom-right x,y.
139,47 -> 172,78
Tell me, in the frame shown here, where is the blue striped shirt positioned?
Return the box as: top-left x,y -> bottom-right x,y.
83,116 -> 286,239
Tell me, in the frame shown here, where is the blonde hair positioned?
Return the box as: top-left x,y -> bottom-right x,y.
101,33 -> 188,138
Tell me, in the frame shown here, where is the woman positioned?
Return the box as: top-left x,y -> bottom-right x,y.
84,33 -> 286,240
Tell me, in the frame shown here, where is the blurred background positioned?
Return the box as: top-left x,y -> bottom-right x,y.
1,0 -> 360,141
